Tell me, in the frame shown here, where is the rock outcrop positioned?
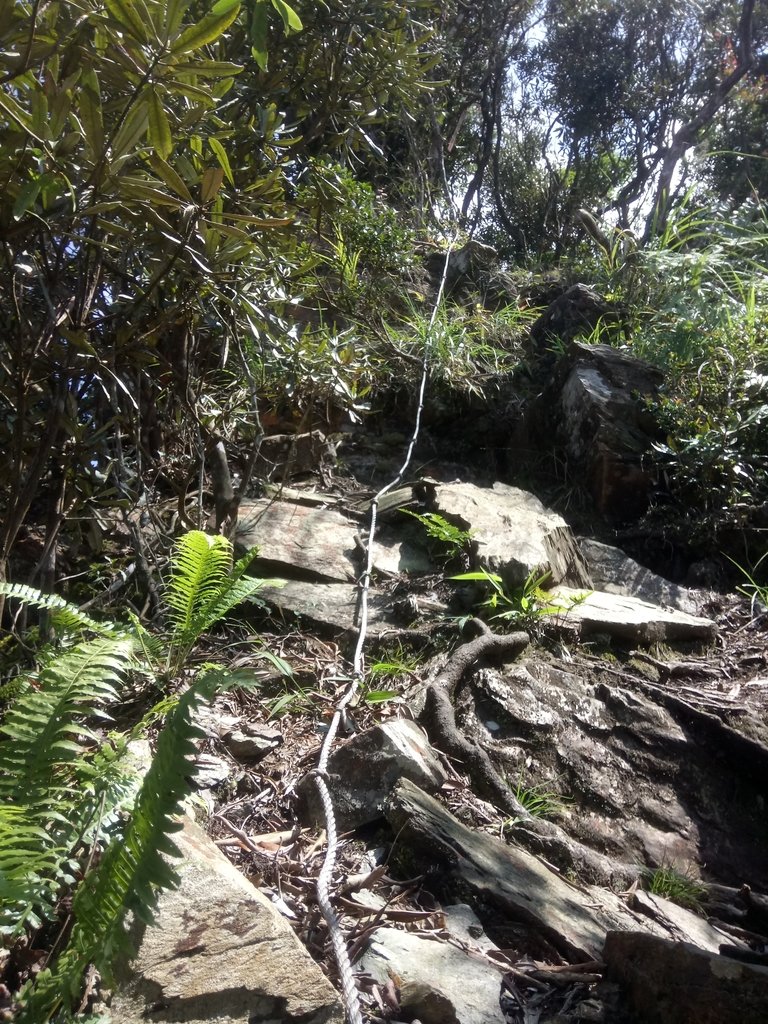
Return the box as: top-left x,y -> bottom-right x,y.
110,819 -> 344,1024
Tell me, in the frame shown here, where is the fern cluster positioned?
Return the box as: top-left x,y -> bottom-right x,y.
0,532 -> 276,1022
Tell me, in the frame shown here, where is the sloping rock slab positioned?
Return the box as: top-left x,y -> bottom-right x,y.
236,500 -> 358,582
603,931 -> 768,1024
359,926 -> 506,1024
579,537 -> 707,615
434,482 -> 591,588
110,818 -> 343,1024
259,579 -> 397,634
385,779 -> 664,962
550,586 -> 716,642
297,720 -> 447,830
462,660 -> 768,887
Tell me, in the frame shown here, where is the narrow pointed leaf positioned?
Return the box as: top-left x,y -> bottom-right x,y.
250,0 -> 269,70
170,4 -> 241,55
147,87 -> 173,161
79,68 -> 105,161
201,166 -> 224,201
148,154 -> 193,199
270,0 -> 302,33
104,0 -> 148,42
208,137 -> 234,185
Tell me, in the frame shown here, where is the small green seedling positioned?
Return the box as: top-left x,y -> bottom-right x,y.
450,566 -> 582,625
727,552 -> 768,618
400,509 -> 474,559
501,778 -> 570,834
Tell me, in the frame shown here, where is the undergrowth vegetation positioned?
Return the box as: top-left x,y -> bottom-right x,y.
0,532 -> 278,1021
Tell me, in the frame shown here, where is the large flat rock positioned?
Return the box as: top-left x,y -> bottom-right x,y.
110,818 -> 344,1024
550,586 -> 717,642
236,500 -> 358,582
603,931 -> 768,1024
259,579 -> 402,634
359,927 -> 506,1024
434,482 -> 591,588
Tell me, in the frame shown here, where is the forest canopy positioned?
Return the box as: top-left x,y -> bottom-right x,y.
0,0 -> 766,600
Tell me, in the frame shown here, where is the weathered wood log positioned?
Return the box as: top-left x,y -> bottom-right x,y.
386,778 -> 649,962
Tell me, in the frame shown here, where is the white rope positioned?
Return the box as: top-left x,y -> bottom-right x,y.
312,229 -> 460,1024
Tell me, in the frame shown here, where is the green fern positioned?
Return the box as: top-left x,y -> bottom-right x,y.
1,531 -> 281,1018
164,531 -> 275,673
0,637 -> 134,810
0,582 -> 122,639
0,636 -> 135,935
14,669 -> 223,1023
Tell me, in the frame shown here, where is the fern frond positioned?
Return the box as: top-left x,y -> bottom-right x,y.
0,806 -> 62,934
230,543 -> 260,582
0,636 -> 135,810
194,575 -> 279,635
0,582 -> 121,638
165,531 -> 233,638
163,533 -> 276,673
14,670 -> 225,1023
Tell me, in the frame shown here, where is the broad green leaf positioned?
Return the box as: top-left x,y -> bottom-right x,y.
271,0 -> 302,33
79,68 -> 104,162
250,1 -> 269,71
208,138 -> 234,185
12,178 -> 41,221
0,91 -> 45,142
171,60 -> 244,77
147,154 -> 193,199
202,218 -> 251,242
118,178 -> 185,208
147,87 -> 173,160
365,690 -> 401,704
164,0 -> 193,38
219,211 -> 292,227
211,0 -> 241,13
170,4 -> 241,55
164,80 -> 216,104
200,166 -> 224,201
104,0 -> 148,42
30,87 -> 49,142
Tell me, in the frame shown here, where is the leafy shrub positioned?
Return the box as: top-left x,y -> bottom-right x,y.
299,161 -> 416,279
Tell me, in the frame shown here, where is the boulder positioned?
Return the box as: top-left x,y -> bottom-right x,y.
529,283 -> 614,347
455,659 -> 768,888
297,720 -> 447,830
579,537 -> 708,615
110,818 -> 344,1024
235,500 -> 358,582
517,341 -> 663,521
258,579 -> 412,634
433,481 -> 591,589
603,931 -> 768,1024
359,926 -> 506,1024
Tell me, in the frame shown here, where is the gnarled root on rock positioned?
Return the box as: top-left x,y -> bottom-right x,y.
418,618 -> 637,887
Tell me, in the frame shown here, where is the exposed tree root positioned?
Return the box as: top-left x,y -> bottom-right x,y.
418,618 -> 637,887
